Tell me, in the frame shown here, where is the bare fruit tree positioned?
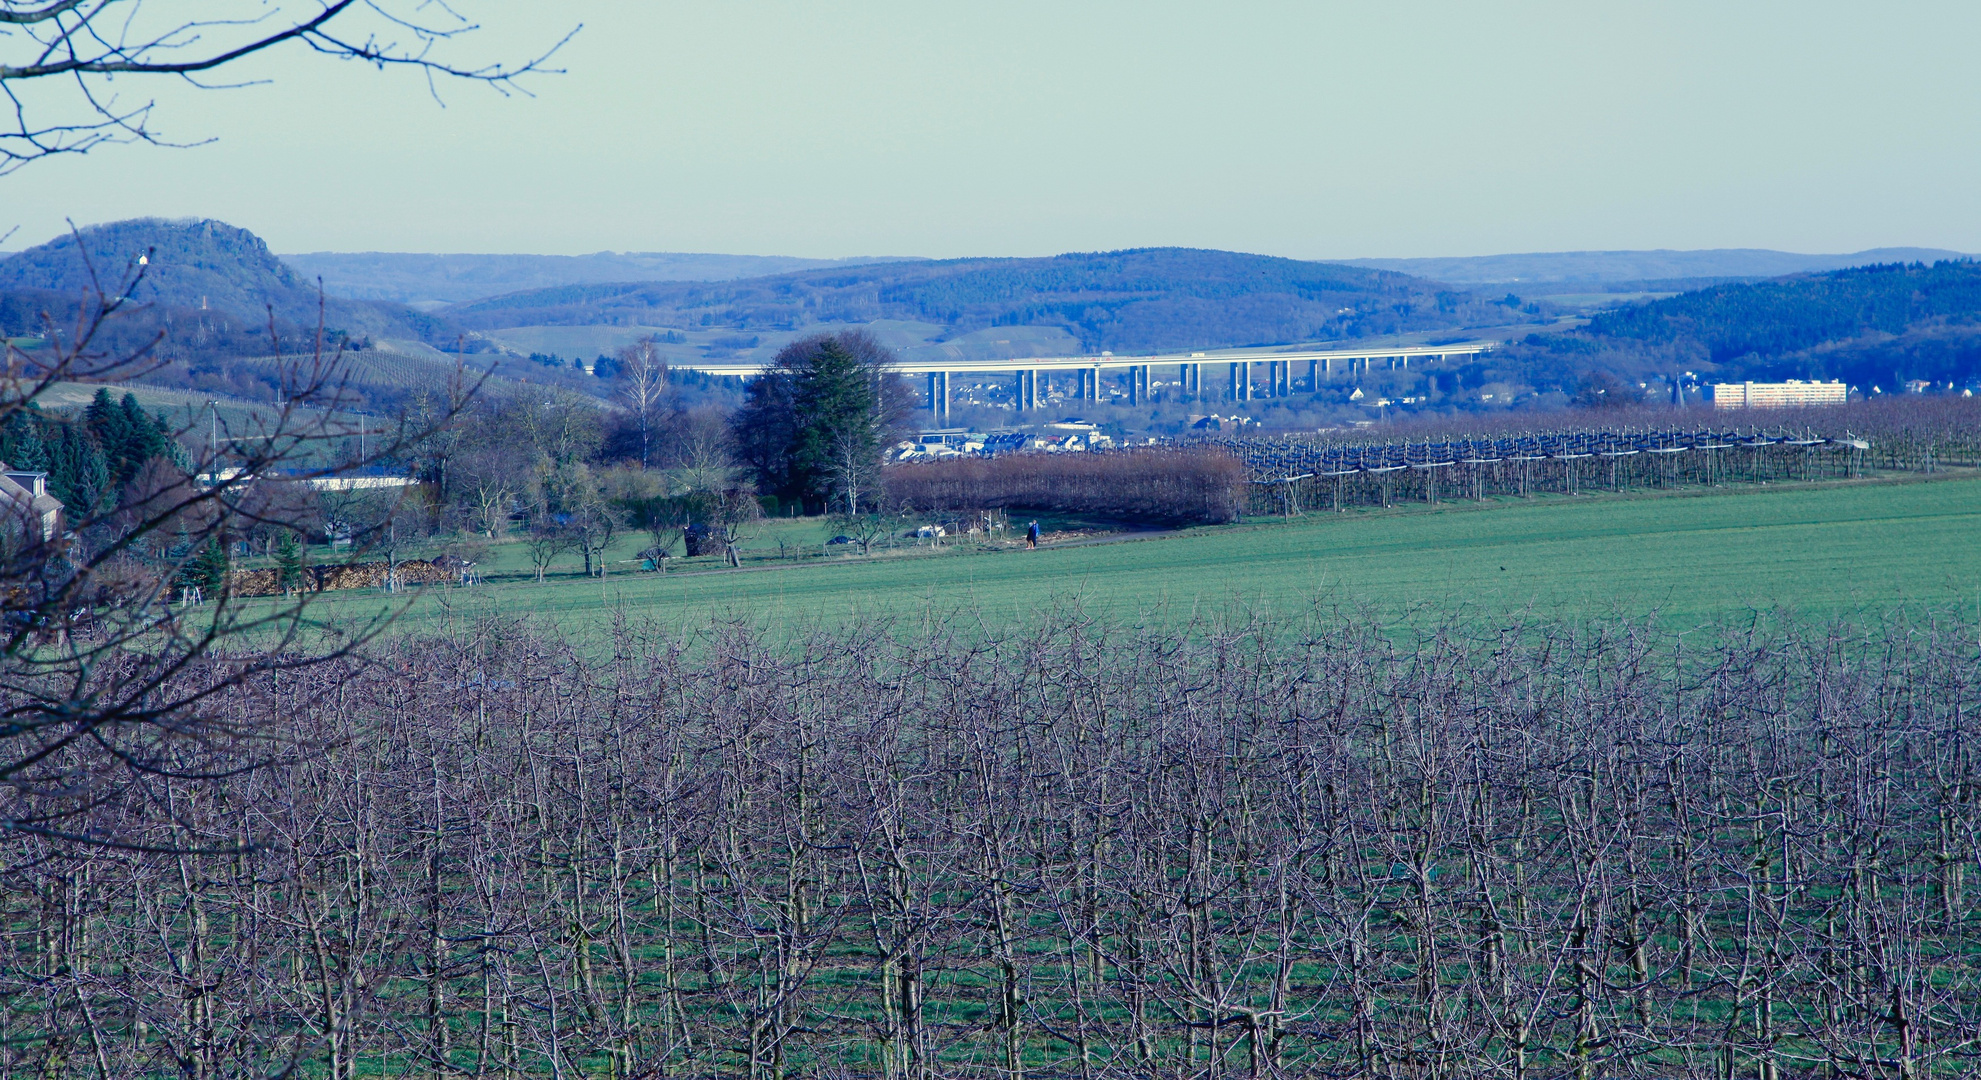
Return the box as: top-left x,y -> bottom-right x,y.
706,487 -> 759,566
5,610 -> 1980,1076
830,500 -> 896,556
0,0 -> 574,175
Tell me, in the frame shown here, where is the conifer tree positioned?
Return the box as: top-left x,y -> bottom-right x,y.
47,423 -> 109,514
792,339 -> 884,513
191,537 -> 229,594
116,393 -> 169,483
730,331 -> 911,513
84,388 -> 127,462
0,409 -> 46,472
273,531 -> 305,594
84,389 -> 171,488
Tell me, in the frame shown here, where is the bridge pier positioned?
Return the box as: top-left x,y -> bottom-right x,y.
1016,369 -> 1038,411
1125,364 -> 1148,404
1181,363 -> 1201,397
927,370 -> 950,422
1229,361 -> 1252,402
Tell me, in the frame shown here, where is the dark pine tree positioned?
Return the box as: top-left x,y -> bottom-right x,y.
85,389 -> 171,488
117,393 -> 170,482
84,389 -> 130,471
789,339 -> 883,510
0,409 -> 48,472
46,422 -> 109,515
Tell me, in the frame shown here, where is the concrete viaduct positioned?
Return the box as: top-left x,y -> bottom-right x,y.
670,341 -> 1497,422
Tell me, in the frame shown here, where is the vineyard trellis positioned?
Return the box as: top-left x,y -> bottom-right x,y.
222,351 -> 499,395
1198,427 -> 1892,514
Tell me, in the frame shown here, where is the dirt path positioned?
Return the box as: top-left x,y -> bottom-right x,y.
1034,527 -> 1181,550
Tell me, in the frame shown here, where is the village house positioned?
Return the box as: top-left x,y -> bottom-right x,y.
0,465 -> 63,545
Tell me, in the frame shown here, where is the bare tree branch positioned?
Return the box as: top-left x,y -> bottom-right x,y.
0,1 -> 576,173
0,233 -> 487,851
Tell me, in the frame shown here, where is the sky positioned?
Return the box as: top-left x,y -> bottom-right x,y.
3,1 -> 1978,259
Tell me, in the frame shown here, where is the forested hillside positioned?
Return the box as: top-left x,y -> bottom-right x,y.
0,219 -> 452,346
1588,260 -> 1981,358
1471,260 -> 1981,398
446,247 -> 1518,354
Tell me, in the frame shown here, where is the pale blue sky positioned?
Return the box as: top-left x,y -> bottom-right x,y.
4,1 -> 1976,259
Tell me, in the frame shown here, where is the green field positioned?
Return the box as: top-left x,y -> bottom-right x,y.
294,471 -> 1981,633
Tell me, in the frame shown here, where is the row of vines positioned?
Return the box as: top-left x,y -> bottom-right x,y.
3,611 -> 1980,1077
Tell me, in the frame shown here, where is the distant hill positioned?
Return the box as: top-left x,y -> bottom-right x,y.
1337,248 -> 1970,286
0,218 -> 447,343
445,247 -> 1519,356
281,251 -> 923,306
1475,260 -> 1981,396
0,219 -> 494,411
1587,262 -> 1981,356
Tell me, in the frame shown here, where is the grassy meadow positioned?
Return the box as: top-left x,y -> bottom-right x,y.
294,470 -> 1981,634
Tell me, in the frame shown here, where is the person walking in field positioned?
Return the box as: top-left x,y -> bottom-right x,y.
1026,520 -> 1040,549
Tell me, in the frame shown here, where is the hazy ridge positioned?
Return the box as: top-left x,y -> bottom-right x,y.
442,247 -> 1518,355
280,251 -> 922,306
1340,247 -> 1972,285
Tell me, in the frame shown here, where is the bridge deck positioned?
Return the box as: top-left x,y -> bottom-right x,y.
668,341 -> 1496,376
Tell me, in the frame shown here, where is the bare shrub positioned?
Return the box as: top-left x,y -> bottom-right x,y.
889,446 -> 1247,524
